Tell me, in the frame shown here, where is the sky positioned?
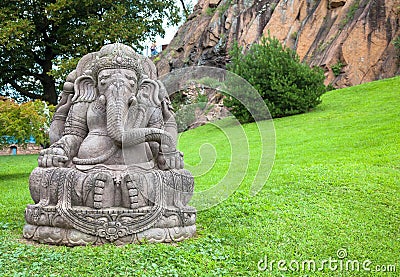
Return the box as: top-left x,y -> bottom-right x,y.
157,0 -> 195,45
156,24 -> 179,47
142,23 -> 179,56
142,0 -> 194,55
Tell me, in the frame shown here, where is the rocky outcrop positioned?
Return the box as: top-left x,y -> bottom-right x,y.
156,0 -> 400,87
172,84 -> 229,131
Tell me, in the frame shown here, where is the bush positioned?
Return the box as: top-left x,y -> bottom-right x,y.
393,35 -> 400,56
331,61 -> 344,77
225,35 -> 327,122
171,89 -> 209,132
0,97 -> 54,147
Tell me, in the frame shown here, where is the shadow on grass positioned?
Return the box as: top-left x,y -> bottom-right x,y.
0,173 -> 30,182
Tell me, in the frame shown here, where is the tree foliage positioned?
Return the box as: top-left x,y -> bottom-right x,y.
226,36 -> 327,122
0,0 -> 181,104
0,97 -> 55,147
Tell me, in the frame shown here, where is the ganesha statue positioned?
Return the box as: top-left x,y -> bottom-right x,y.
23,43 -> 196,245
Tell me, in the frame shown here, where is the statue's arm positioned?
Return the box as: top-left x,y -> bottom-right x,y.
38,102 -> 89,167
146,106 -> 184,170
146,106 -> 164,159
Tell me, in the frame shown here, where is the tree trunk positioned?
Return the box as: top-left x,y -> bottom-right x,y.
41,74 -> 58,105
41,47 -> 58,105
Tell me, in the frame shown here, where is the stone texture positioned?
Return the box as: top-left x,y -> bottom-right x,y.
156,0 -> 400,88
24,43 -> 196,246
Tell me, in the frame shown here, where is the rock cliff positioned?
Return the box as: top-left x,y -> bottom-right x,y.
156,0 -> 400,87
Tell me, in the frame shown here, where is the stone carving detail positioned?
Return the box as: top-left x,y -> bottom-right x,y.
24,43 -> 196,245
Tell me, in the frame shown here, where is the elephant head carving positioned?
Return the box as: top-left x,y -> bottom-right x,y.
49,43 -> 181,168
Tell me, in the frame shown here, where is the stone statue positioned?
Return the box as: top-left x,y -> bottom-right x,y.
23,43 -> 196,245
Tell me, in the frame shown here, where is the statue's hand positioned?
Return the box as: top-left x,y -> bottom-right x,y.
157,150 -> 184,170
38,147 -> 68,168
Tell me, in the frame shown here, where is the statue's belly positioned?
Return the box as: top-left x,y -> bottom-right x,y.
77,133 -> 151,165
77,133 -> 118,160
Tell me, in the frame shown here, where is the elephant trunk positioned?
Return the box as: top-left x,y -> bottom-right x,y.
105,92 -> 175,150
106,94 -> 129,144
122,128 -> 175,151
104,82 -> 175,149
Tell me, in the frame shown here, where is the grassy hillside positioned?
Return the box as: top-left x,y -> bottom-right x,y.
0,77 -> 399,276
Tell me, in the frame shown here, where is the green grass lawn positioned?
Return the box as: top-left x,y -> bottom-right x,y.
0,77 -> 399,276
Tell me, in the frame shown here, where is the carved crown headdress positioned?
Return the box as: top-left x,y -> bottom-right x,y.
71,43 -> 158,103
75,43 -> 157,82
90,43 -> 144,82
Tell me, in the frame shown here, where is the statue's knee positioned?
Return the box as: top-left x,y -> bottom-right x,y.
29,167 -> 59,205
29,167 -> 44,204
79,171 -> 116,209
175,169 -> 194,193
160,170 -> 194,208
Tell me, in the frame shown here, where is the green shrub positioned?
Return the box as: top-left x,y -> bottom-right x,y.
393,35 -> 400,57
331,61 -> 344,77
205,7 -> 217,16
225,35 -> 327,122
171,90 -> 209,132
339,0 -> 360,29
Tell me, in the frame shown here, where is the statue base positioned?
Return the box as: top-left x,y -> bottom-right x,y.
23,205 -> 196,246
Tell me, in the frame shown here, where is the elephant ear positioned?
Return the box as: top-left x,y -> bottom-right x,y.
138,78 -> 161,106
72,75 -> 97,103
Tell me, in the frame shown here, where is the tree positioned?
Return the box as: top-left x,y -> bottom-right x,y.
226,36 -> 327,122
0,97 -> 54,147
0,0 -> 181,104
